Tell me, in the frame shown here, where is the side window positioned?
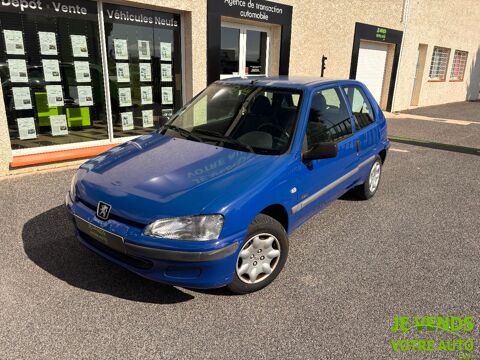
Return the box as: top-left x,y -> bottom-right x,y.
342,86 -> 375,130
304,87 -> 352,150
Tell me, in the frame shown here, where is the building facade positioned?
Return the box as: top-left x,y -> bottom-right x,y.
0,0 -> 479,175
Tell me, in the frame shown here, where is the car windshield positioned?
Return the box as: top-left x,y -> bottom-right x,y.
162,83 -> 303,155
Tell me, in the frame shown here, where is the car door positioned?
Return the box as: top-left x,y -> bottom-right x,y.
292,85 -> 358,225
342,85 -> 380,165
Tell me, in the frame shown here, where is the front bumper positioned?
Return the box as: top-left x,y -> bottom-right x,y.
66,194 -> 244,289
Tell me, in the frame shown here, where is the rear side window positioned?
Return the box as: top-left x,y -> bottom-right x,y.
342,86 -> 375,130
304,87 -> 352,150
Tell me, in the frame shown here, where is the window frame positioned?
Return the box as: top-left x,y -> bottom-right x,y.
449,50 -> 468,82
341,85 -> 376,132
301,85 -> 354,152
428,46 -> 451,82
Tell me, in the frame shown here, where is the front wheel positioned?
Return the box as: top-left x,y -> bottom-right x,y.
227,214 -> 289,294
354,155 -> 382,200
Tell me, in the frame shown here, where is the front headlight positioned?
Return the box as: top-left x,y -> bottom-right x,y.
144,215 -> 224,241
69,172 -> 78,201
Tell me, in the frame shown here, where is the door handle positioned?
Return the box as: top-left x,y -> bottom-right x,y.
356,140 -> 361,153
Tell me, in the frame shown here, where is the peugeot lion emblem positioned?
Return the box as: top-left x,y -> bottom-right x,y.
97,201 -> 112,221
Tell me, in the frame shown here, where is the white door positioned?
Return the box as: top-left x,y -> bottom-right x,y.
356,41 -> 388,104
220,22 -> 271,79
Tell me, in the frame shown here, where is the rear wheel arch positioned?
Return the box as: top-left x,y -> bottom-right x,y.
379,149 -> 387,164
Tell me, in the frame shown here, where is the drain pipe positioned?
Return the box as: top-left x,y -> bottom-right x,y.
390,0 -> 411,112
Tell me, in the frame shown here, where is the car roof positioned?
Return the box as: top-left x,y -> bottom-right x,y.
215,76 -> 361,90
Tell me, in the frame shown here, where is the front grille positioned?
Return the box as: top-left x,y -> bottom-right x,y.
79,230 -> 153,270
78,197 -> 146,229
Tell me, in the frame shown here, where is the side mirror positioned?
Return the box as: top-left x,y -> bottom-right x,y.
302,142 -> 338,161
156,116 -> 169,130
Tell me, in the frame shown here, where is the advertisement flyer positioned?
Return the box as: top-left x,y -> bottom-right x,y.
116,63 -> 130,83
50,114 -> 68,136
161,108 -> 173,118
3,30 -> 24,55
139,63 -> 151,82
12,87 -> 32,110
77,86 -> 93,106
114,39 -> 128,60
118,88 -> 132,107
71,35 -> 89,57
160,42 -> 172,61
39,32 -> 58,55
161,87 -> 173,105
141,86 -> 153,105
42,59 -> 61,82
161,64 -> 172,82
17,117 -> 37,140
46,85 -> 64,107
121,112 -> 134,131
142,109 -> 154,128
8,59 -> 28,83
138,40 -> 150,60
74,61 -> 91,83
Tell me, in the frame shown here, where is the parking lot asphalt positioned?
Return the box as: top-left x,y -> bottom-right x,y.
1,143 -> 479,359
400,101 -> 480,123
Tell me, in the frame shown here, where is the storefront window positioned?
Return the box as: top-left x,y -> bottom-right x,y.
0,0 -> 107,150
0,0 -> 183,152
102,3 -> 182,138
220,26 -> 240,78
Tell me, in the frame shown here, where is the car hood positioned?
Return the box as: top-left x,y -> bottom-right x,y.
76,133 -> 283,224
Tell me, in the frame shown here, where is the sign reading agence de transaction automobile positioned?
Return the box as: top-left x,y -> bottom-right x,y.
220,0 -> 290,23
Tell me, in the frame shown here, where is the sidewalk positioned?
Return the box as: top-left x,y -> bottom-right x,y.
385,101 -> 480,149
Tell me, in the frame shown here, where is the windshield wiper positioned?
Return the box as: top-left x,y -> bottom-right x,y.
162,124 -> 204,143
192,128 -> 254,153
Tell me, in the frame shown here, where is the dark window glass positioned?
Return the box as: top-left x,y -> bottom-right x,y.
342,86 -> 375,130
0,0 -> 107,150
245,30 -> 267,75
103,3 -> 182,138
220,27 -> 240,76
167,84 -> 302,155
305,87 -> 352,150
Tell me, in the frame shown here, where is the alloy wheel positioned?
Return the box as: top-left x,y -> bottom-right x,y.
236,233 -> 281,284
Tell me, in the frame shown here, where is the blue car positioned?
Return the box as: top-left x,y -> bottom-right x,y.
66,77 -> 389,294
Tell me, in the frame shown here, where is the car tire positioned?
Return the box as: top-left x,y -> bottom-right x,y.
354,155 -> 382,200
227,214 -> 289,294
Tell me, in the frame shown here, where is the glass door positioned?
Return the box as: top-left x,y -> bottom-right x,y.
220,23 -> 270,79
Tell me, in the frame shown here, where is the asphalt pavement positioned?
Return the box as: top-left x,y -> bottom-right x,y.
1,139 -> 479,359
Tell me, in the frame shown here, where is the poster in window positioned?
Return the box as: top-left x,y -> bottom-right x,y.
71,35 -> 89,57
116,63 -> 130,83
17,117 -> 37,140
141,86 -> 153,105
42,59 -> 61,82
161,64 -> 172,82
142,109 -> 154,128
161,108 -> 173,118
121,111 -> 134,130
50,114 -> 68,136
3,30 -> 24,55
160,42 -> 172,61
74,61 -> 91,83
77,86 -> 93,106
118,88 -> 132,107
161,87 -> 173,105
46,85 -> 64,107
38,32 -> 58,55
114,39 -> 128,60
139,63 -> 151,82
12,87 -> 32,110
138,40 -> 150,60
7,59 -> 28,83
